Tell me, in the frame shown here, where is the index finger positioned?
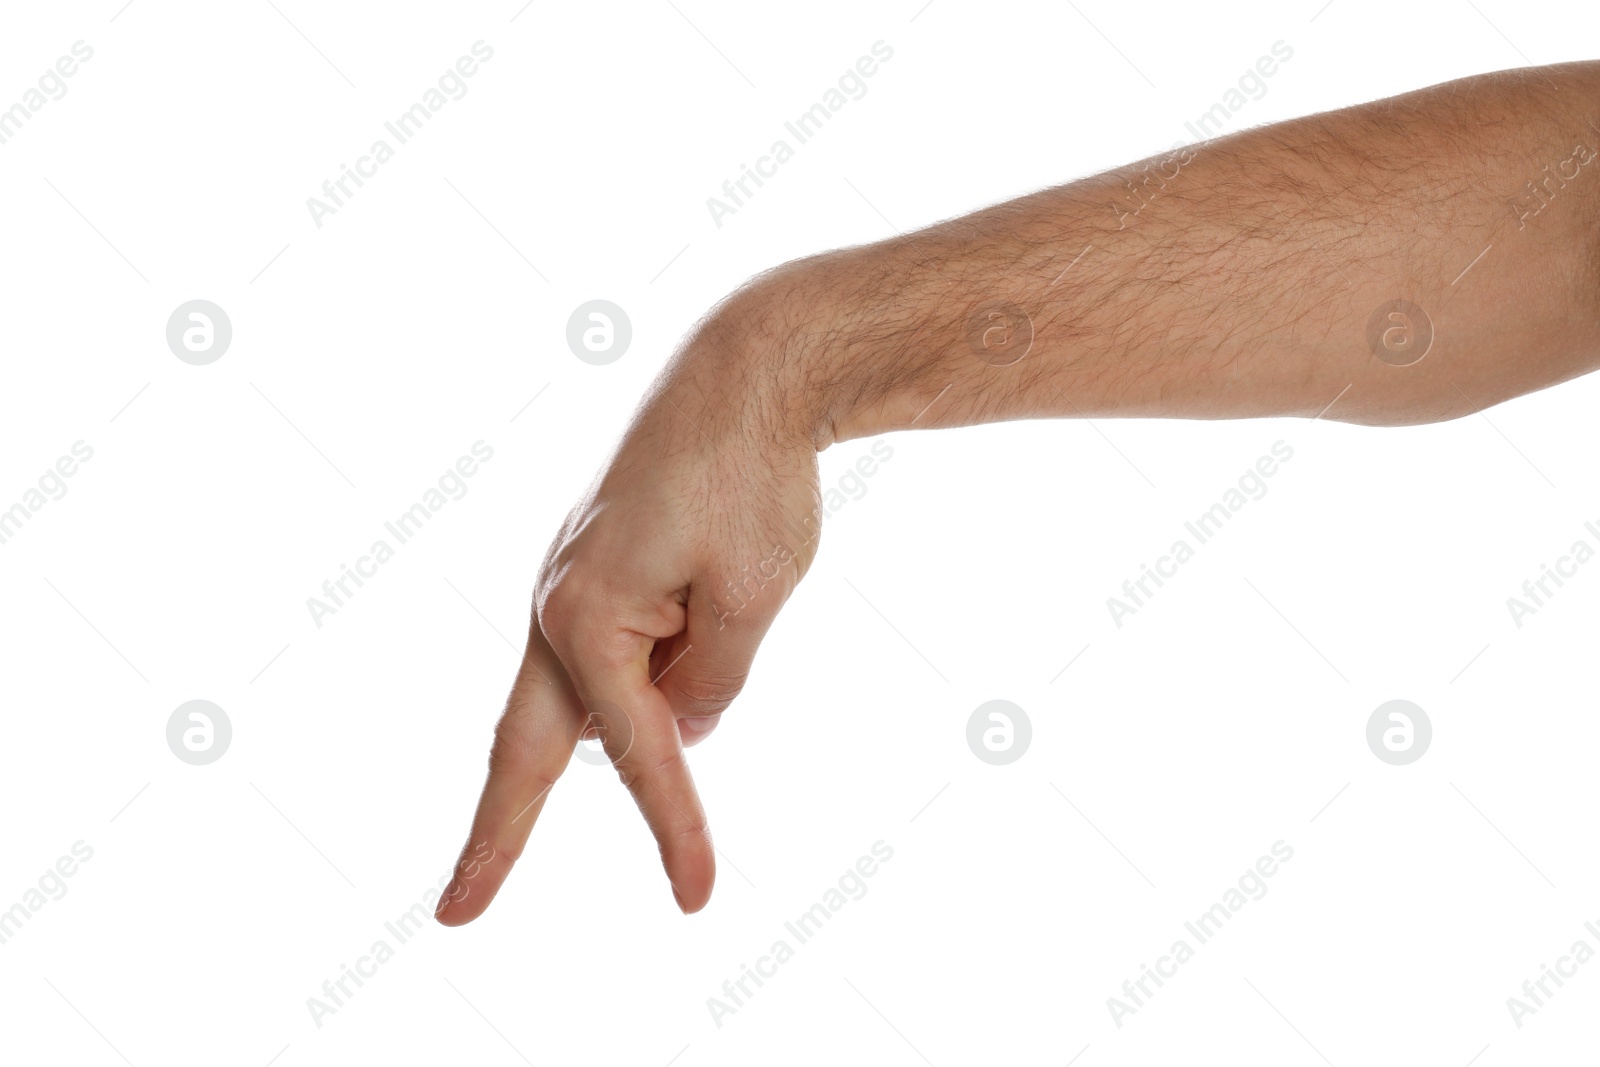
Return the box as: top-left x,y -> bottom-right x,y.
435,625 -> 586,926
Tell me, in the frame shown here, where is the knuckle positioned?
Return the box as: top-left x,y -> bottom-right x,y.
614,746 -> 688,793
536,579 -> 582,636
671,817 -> 712,847
488,720 -> 529,771
488,719 -> 556,797
648,747 -> 690,779
485,836 -> 524,865
538,575 -> 636,670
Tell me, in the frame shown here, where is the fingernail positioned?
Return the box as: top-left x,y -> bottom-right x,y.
436,880 -> 457,917
672,884 -> 688,913
677,713 -> 721,747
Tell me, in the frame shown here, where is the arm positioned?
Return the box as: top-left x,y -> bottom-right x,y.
436,61 -> 1600,924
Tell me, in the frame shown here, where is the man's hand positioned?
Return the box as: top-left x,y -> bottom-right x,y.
439,60 -> 1600,923
436,283 -> 826,923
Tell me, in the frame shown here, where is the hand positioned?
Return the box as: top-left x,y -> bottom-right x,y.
436,275 -> 825,923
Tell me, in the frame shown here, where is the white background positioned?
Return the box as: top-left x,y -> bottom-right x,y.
2,0 -> 1598,1063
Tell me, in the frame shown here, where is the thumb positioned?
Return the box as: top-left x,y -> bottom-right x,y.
653,567 -> 790,731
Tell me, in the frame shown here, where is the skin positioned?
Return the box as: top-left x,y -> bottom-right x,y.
436,60 -> 1600,924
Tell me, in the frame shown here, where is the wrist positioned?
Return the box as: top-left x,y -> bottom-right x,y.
724,244 -> 976,450
703,254 -> 849,451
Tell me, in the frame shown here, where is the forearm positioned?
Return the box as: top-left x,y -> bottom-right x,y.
727,61 -> 1600,446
